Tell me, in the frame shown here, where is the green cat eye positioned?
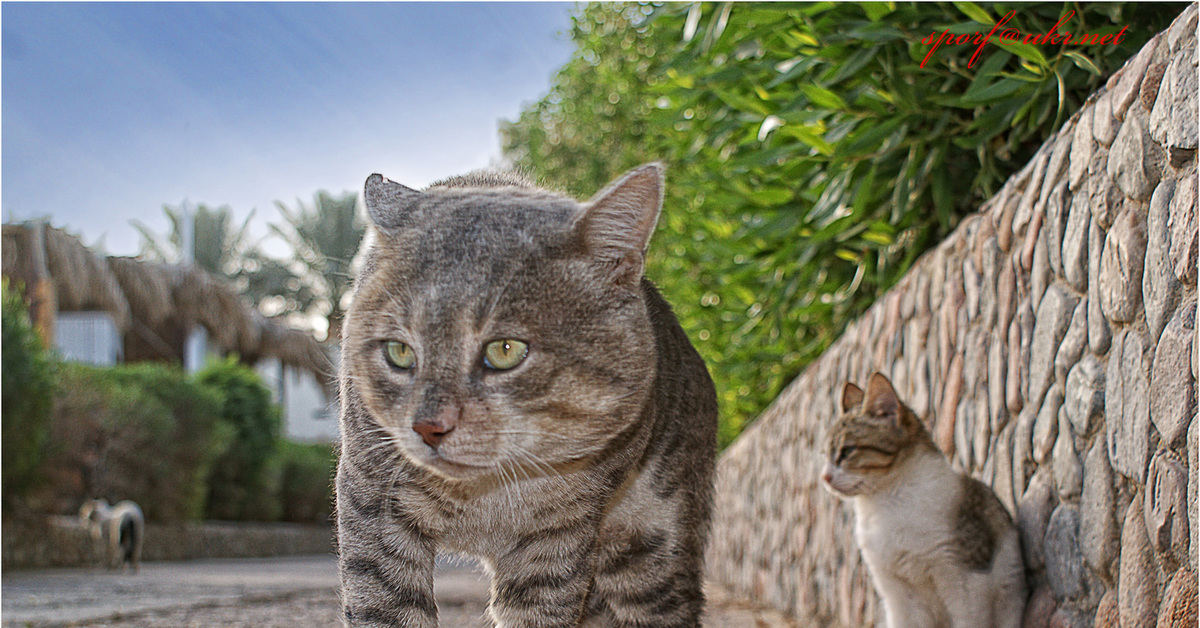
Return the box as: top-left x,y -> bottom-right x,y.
483,339 -> 528,370
384,340 -> 416,369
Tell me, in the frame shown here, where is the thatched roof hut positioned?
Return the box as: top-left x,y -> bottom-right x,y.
255,314 -> 335,382
2,221 -> 330,388
107,256 -> 173,326
3,223 -> 131,331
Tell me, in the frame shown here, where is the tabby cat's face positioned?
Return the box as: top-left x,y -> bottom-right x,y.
344,168 -> 663,481
821,374 -> 922,498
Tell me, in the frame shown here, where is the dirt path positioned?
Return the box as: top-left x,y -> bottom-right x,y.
2,554 -> 796,627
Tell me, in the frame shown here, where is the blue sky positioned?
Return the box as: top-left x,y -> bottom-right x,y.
2,2 -> 576,256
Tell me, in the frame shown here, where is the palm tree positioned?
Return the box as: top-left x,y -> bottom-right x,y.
131,203 -> 254,278
258,191 -> 364,341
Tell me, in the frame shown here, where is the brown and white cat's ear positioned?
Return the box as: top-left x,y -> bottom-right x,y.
364,173 -> 421,231
841,382 -> 864,413
864,372 -> 901,424
577,163 -> 664,287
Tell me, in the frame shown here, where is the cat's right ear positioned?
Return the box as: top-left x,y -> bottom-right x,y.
841,382 -> 864,413
577,163 -> 664,288
864,372 -> 901,425
364,173 -> 421,232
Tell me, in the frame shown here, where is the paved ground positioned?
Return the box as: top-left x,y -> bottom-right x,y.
2,555 -> 796,627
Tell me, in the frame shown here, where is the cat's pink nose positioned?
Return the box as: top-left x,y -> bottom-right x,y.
413,405 -> 460,449
822,471 -> 833,485
413,420 -> 454,448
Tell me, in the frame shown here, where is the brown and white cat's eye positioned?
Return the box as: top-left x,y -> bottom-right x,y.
483,339 -> 527,370
384,340 -> 416,369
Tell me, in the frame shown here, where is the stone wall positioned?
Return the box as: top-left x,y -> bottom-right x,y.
706,6 -> 1198,627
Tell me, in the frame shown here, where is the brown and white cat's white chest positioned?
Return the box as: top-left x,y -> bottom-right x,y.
852,451 -> 963,575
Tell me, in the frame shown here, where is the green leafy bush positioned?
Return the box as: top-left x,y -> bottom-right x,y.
502,2 -> 1178,445
196,356 -> 283,521
276,440 -> 336,524
37,362 -> 230,521
1,280 -> 56,512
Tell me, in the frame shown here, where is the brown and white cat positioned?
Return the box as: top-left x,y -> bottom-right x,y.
335,163 -> 717,627
822,373 -> 1025,628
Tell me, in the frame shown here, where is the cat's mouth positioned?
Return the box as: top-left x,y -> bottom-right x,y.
418,450 -> 493,479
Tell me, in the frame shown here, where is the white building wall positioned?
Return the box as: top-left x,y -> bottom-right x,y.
256,357 -> 338,443
54,311 -> 121,366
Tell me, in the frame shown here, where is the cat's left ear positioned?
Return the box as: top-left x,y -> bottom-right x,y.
577,163 -> 664,288
364,173 -> 422,232
864,372 -> 901,425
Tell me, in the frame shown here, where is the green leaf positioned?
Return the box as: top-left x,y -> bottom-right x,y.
1002,41 -> 1048,70
752,186 -> 794,207
780,125 -> 835,155
1063,51 -> 1102,75
953,1 -> 995,25
859,2 -> 894,22
960,77 -> 1024,105
800,84 -> 849,110
712,87 -> 771,116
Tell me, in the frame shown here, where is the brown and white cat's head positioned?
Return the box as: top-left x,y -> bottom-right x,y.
821,373 -> 934,498
342,164 -> 665,481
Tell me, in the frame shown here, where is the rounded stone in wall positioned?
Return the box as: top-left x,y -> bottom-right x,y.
1167,169 -> 1197,284
1093,90 -> 1117,146
1144,448 -> 1190,570
1189,416 -> 1198,573
1081,436 -> 1120,581
1019,468 -> 1057,572
1045,504 -> 1086,601
1106,328 -> 1153,484
1093,588 -> 1119,628
1166,3 -> 1198,53
1088,219 -> 1112,354
1150,300 -> 1197,448
1052,415 -> 1083,502
1061,186 -> 1091,292
1034,385 -> 1064,463
1111,33 -> 1160,121
1023,583 -> 1057,628
1108,114 -> 1164,201
1156,567 -> 1198,628
1064,352 -> 1104,437
1119,494 -> 1163,628
1144,179 -> 1182,342
1055,298 -> 1088,385
1069,107 -> 1094,191
1148,44 -> 1198,152
1089,148 -> 1119,229
1100,206 -> 1148,324
1030,285 -> 1080,410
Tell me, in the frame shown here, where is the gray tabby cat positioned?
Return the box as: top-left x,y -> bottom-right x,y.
336,163 -> 717,627
822,373 -> 1025,628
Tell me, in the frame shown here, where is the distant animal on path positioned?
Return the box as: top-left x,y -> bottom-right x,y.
79,498 -> 144,572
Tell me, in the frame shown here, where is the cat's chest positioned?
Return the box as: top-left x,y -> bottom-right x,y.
853,476 -> 958,567
423,474 -> 595,557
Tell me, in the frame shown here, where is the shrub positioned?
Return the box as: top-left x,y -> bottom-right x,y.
276,440 -> 336,524
195,356 -> 283,521
502,2 -> 1179,445
36,362 -> 230,521
1,280 -> 56,512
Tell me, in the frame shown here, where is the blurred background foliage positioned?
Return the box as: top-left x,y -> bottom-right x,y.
2,280 -> 56,513
501,1 -> 1178,446
3,289 -> 334,523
